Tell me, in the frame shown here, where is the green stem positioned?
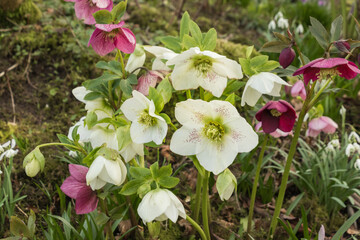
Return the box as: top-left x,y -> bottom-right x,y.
294,43 -> 306,66
202,171 -> 211,240
186,90 -> 192,99
186,215 -> 207,240
308,77 -> 333,109
193,173 -> 203,223
117,49 -> 126,77
99,198 -> 115,240
37,143 -> 87,155
247,134 -> 269,238
199,87 -> 204,100
108,80 -> 117,110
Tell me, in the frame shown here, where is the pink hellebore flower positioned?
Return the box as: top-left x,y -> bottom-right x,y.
306,116 -> 338,137
88,21 -> 136,56
255,100 -> 296,134
293,58 -> 360,85
60,164 -> 98,214
65,0 -> 113,25
136,71 -> 164,95
291,80 -> 306,100
255,122 -> 292,138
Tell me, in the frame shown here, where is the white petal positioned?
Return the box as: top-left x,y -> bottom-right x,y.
170,127 -> 206,155
213,57 -> 243,79
89,178 -> 107,190
151,120 -> 168,145
137,190 -> 170,223
166,47 -> 199,66
118,159 -> 127,185
241,83 -> 262,107
10,139 -> 16,149
103,158 -> 123,185
170,62 -> 200,91
125,51 -> 146,74
86,157 -> 105,183
143,46 -> 176,58
1,140 -> 11,149
174,99 -> 210,128
209,100 -> 241,124
89,127 -> 118,151
152,58 -> 171,71
130,120 -> 155,144
198,72 -> 227,97
120,142 -> 144,162
225,118 -> 259,152
166,189 -> 186,219
121,90 -> 150,121
72,86 -> 90,103
85,99 -> 114,120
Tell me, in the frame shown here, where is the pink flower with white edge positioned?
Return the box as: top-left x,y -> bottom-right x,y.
64,0 -> 113,25
291,81 -> 306,100
255,122 -> 292,138
306,116 -> 338,137
88,21 -> 136,56
255,100 -> 297,134
293,58 -> 360,85
60,164 -> 98,214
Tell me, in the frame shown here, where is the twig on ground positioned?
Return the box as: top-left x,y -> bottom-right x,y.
23,52 -> 37,89
5,72 -> 16,124
15,204 -> 28,218
0,63 -> 19,78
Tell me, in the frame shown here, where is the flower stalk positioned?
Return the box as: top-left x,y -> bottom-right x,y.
99,198 -> 114,240
186,215 -> 207,240
37,142 -> 87,155
202,170 -> 211,240
247,134 -> 269,238
193,173 -> 203,223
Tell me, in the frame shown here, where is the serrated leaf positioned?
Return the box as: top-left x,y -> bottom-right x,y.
182,34 -> 198,50
156,77 -> 172,104
257,60 -> 280,72
86,111 -> 98,129
95,212 -> 110,226
96,60 -> 123,76
83,73 -> 121,90
202,28 -> 217,51
157,164 -> 172,178
129,167 -> 151,179
150,162 -> 159,178
160,36 -> 182,53
127,74 -> 138,84
330,15 -> 343,41
189,20 -> 203,46
137,183 -> 151,197
111,1 -> 127,22
158,176 -> 180,188
223,79 -> 245,95
273,32 -> 291,44
116,125 -> 131,151
225,93 -> 236,105
120,179 -> 145,195
239,58 -> 255,76
148,87 -> 164,112
250,55 -> 269,68
260,41 -> 289,53
246,46 -> 254,59
120,79 -> 133,96
309,17 -> 330,49
93,10 -> 112,24
180,11 -> 190,41
82,146 -> 101,167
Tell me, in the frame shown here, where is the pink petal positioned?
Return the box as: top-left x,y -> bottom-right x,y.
303,68 -> 320,85
306,128 -> 321,137
74,0 -> 97,25
293,58 -> 324,76
95,21 -> 125,32
92,0 -> 112,8
308,118 -> 328,131
136,71 -> 162,95
319,116 -> 338,133
69,164 -> 88,182
88,29 -> 116,56
266,101 -> 288,113
261,110 -> 279,133
75,188 -> 98,214
114,28 -> 136,54
60,176 -> 87,199
64,0 -> 76,2
338,62 -> 360,80
312,58 -> 348,69
278,111 -> 296,132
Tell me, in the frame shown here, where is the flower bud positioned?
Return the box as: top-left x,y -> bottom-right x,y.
279,47 -> 295,69
216,169 -> 236,201
334,40 -> 350,53
23,148 -> 45,177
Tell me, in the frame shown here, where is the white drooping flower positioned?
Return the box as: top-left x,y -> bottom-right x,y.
121,90 -> 168,145
346,144 -> 356,157
326,139 -> 340,152
137,189 -> 186,224
72,87 -> 114,121
339,105 -> 346,117
68,117 -> 92,143
241,72 -> 291,107
125,44 -> 146,75
295,24 -> 304,34
116,126 -> 144,163
86,155 -> 127,190
166,47 -> 243,97
170,99 -> 258,175
355,159 -> 360,170
268,20 -> 276,31
349,131 -> 360,143
0,139 -> 19,161
277,17 -> 289,29
274,11 -> 284,21
143,46 -> 178,71
216,169 -> 236,201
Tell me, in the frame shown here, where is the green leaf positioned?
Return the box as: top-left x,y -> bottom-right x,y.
260,41 -> 289,53
83,73 -> 121,90
257,60 -> 280,72
137,183 -> 151,198
158,176 -> 180,188
148,87 -> 164,112
27,209 -> 36,237
202,28 -> 217,51
159,113 -> 172,125
225,93 -> 236,105
95,212 -> 110,226
82,146 -> 101,167
285,193 -> 304,216
246,45 -> 254,59
157,164 -> 172,178
116,125 -> 131,151
127,74 -> 138,84
332,209 -> 360,240
156,77 -> 173,104
182,34 -> 198,50
84,91 -> 102,101
150,162 -> 159,178
189,20 -> 203,46
309,17 -> 330,49
223,79 -> 245,95
250,55 -> 268,68
180,11 -> 190,41
96,61 -> 123,76
129,167 -> 151,179
120,79 -> 133,96
273,32 -> 291,44
239,58 -> 255,76
160,36 -> 182,53
120,179 -> 145,195
111,0 -> 127,22
93,10 -> 112,24
331,196 -> 346,208
10,216 -> 31,237
57,134 -> 73,145
86,111 -> 98,129
330,15 -> 343,41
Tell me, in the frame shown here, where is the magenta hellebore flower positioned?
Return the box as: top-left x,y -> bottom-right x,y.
255,122 -> 292,138
60,164 -> 98,214
293,58 -> 360,85
291,80 -> 306,100
88,21 -> 136,56
65,0 -> 113,25
306,116 -> 338,137
255,100 -> 296,134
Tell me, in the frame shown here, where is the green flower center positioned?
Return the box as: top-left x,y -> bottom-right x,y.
203,121 -> 225,142
105,29 -> 119,39
317,68 -> 340,80
192,55 -> 213,75
270,109 -> 282,117
138,111 -> 157,127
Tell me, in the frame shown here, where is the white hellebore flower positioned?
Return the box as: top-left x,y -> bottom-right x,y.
241,72 -> 290,107
170,99 -> 258,175
86,155 -> 127,190
68,117 -> 92,143
295,24 -> 304,35
277,17 -> 289,29
125,44 -> 146,75
216,169 -> 236,201
355,159 -> 360,170
121,90 -> 168,145
143,46 -> 178,71
166,47 -> 243,97
0,139 -> 19,161
268,20 -> 276,31
137,189 -> 186,224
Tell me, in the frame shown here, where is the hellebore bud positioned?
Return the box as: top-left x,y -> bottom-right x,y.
216,169 -> 237,201
23,147 -> 45,177
334,40 -> 350,53
279,47 -> 295,69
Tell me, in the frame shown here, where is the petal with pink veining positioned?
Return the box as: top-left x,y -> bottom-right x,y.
60,176 -> 86,199
293,58 -> 323,76
114,28 -> 136,54
95,21 -> 125,32
88,29 -> 116,56
303,68 -> 319,85
69,164 -> 88,182
75,187 -> 98,214
278,111 -> 296,132
311,58 -> 348,69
